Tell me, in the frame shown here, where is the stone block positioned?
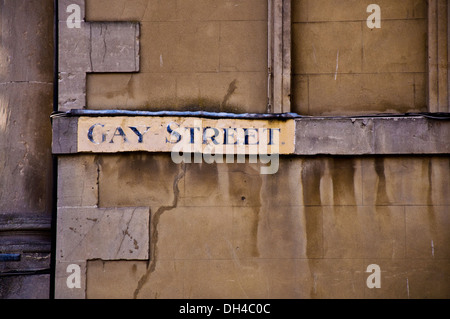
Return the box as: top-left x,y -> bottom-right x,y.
257,206 -> 320,259
180,162 -> 263,208
322,206 -> 406,259
156,206 -> 233,261
196,72 -> 268,113
307,73 -> 416,115
97,154 -> 181,208
140,21 -> 220,73
58,72 -> 87,111
57,155 -> 98,207
56,207 -> 150,261
406,206 -> 450,259
363,20 -> 427,73
295,118 -> 374,155
58,21 -> 92,73
293,21 -> 362,75
173,259 -> 270,299
219,21 -> 267,72
90,22 -> 140,73
52,117 -> 78,155
300,157 -> 364,206
260,157 -> 303,207
87,73 -> 177,109
402,259 -> 450,298
374,117 -> 450,154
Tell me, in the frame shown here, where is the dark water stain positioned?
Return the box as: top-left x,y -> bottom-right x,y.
228,163 -> 262,258
374,157 -> 390,205
301,159 -> 325,206
221,79 -> 238,110
330,157 -> 356,206
301,158 -> 325,298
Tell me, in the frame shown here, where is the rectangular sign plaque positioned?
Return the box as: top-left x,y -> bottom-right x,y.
77,116 -> 295,155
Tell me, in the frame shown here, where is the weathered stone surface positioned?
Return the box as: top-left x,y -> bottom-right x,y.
295,118 -> 374,155
0,253 -> 51,299
98,153 -> 181,208
90,22 -> 140,73
86,257 -> 450,299
292,0 -> 428,115
374,117 -> 450,154
52,0 -> 450,301
295,117 -> 450,155
406,205 -> 450,259
85,0 -> 268,113
58,72 -> 87,110
52,117 -> 78,154
0,0 -> 54,83
0,275 -> 50,299
58,0 -> 140,111
323,206 -> 406,259
56,207 -> 150,261
362,157 -> 450,206
57,155 -> 98,207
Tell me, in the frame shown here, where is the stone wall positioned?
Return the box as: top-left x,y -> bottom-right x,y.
1,0 -> 448,299
85,0 -> 268,113
52,0 -> 450,300
55,154 -> 450,299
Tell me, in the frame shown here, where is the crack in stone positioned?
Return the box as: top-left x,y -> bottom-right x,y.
116,208 -> 137,257
133,163 -> 185,299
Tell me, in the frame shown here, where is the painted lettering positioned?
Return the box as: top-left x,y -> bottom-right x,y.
202,127 -> 221,145
129,126 -> 151,143
244,128 -> 259,145
87,123 -> 107,144
166,122 -> 182,144
223,128 -> 238,145
186,126 -> 202,144
109,127 -> 128,144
